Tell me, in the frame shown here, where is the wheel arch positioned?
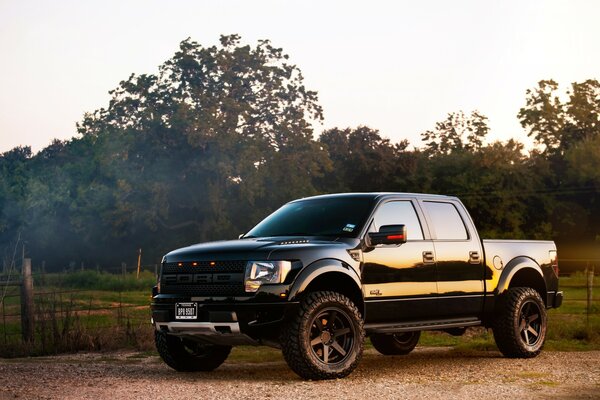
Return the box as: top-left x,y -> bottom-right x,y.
496,256 -> 547,305
288,259 -> 365,318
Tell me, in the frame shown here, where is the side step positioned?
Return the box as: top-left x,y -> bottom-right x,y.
365,317 -> 481,334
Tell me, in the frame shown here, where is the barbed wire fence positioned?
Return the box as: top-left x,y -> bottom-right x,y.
0,258 -> 159,355
0,258 -> 596,356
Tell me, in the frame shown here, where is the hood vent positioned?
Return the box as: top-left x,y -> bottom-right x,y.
277,239 -> 310,245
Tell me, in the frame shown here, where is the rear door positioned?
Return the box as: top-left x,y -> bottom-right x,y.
420,200 -> 484,317
362,199 -> 438,323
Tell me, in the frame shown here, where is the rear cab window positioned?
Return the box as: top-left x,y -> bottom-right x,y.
422,201 -> 468,240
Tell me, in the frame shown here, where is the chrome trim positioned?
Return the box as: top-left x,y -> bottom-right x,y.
155,321 -> 240,334
154,321 -> 259,345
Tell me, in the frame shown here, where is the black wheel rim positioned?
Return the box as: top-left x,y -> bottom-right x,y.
519,300 -> 542,347
309,307 -> 355,365
392,332 -> 415,345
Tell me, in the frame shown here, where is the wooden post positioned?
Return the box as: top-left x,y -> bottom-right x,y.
587,265 -> 594,328
2,299 -> 6,343
121,262 -> 126,276
20,258 -> 34,343
136,249 -> 142,279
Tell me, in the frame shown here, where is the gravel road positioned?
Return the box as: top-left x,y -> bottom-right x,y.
1,347 -> 598,400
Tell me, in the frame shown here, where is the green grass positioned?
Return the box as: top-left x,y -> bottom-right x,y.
35,270 -> 157,292
416,275 -> 600,352
0,273 -> 597,357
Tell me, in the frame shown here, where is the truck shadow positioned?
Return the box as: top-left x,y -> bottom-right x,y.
148,347 -> 506,383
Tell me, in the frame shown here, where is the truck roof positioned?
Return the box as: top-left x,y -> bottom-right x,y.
292,192 -> 458,203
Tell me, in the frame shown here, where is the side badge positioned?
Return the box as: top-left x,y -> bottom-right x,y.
369,289 -> 382,296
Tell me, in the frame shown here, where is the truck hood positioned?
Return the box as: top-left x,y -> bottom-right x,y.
163,236 -> 359,263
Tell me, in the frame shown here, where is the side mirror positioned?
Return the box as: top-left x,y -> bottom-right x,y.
238,233 -> 245,239
368,224 -> 407,246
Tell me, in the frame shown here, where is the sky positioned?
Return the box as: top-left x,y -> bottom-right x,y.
0,0 -> 599,153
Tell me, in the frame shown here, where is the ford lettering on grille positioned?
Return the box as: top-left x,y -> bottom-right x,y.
162,273 -> 243,284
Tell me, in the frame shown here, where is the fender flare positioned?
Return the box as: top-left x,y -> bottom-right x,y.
288,258 -> 363,304
495,256 -> 546,296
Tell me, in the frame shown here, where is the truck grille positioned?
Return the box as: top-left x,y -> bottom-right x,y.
160,260 -> 247,296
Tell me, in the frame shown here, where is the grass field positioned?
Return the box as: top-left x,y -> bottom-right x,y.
0,271 -> 597,358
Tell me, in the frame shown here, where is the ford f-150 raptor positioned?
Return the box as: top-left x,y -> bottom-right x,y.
151,193 -> 562,380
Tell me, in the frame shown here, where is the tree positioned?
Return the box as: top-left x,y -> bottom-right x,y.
518,79 -> 600,153
0,147 -> 32,240
76,34 -> 330,258
421,111 -> 489,155
318,126 -> 403,192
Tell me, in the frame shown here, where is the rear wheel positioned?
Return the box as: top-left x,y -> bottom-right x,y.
492,287 -> 547,358
155,330 -> 231,371
370,331 -> 420,355
281,291 -> 365,380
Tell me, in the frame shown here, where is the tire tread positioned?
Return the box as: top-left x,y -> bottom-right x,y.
492,287 -> 546,358
280,291 -> 365,380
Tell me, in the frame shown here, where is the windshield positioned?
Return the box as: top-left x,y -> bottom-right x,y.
245,197 -> 375,238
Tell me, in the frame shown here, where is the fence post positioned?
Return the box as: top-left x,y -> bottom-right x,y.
587,265 -> 594,329
20,258 -> 34,343
121,262 -> 126,276
136,248 -> 142,279
154,263 -> 158,280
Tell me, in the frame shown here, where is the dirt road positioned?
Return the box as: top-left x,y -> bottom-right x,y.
1,347 -> 598,399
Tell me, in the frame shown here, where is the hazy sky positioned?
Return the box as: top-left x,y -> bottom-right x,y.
1,0 -> 599,153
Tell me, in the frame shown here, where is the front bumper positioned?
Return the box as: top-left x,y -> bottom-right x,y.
154,321 -> 258,345
151,294 -> 298,346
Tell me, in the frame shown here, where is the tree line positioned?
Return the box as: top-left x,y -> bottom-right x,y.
1,35 -> 599,271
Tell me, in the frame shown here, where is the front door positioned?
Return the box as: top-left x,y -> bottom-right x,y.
362,200 -> 438,323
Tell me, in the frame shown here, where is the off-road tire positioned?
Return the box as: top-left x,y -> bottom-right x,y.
280,291 -> 365,380
155,330 -> 231,372
370,331 -> 421,355
492,287 -> 547,358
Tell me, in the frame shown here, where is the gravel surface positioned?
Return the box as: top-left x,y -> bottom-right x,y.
1,347 -> 599,400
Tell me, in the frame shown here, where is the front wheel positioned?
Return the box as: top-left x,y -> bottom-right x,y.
370,331 -> 420,355
492,287 -> 547,358
281,291 -> 365,380
155,330 -> 231,372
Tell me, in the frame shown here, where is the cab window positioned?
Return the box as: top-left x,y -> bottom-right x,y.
371,201 -> 424,240
423,201 -> 468,240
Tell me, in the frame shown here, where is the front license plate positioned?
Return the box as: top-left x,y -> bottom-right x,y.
175,302 -> 197,320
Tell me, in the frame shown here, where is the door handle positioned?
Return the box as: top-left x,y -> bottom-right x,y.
422,251 -> 435,264
469,251 -> 481,264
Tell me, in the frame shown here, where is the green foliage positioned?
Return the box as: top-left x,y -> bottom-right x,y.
0,35 -> 599,269
518,79 -> 600,153
421,110 -> 489,155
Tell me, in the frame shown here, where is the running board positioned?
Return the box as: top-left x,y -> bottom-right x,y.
365,317 -> 481,334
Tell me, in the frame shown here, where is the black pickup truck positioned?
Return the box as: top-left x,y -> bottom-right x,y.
151,193 -> 562,380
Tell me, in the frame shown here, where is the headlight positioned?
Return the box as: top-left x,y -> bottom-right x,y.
244,261 -> 292,292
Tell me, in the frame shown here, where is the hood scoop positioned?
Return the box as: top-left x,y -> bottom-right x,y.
276,239 -> 310,245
